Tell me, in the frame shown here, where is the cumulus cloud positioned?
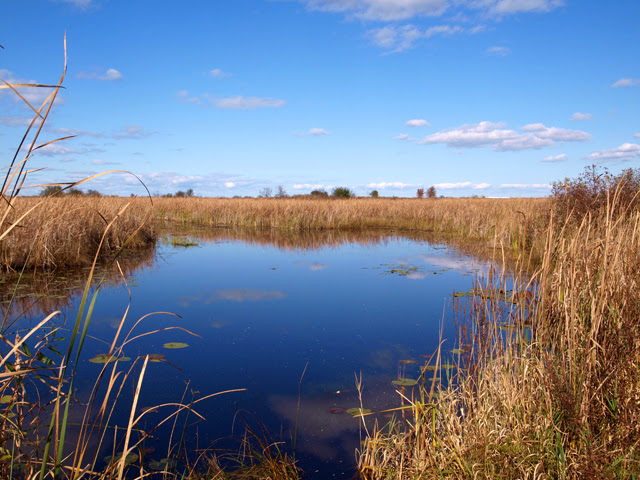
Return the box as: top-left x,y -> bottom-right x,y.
584,143 -> 640,163
634,133 -> 640,139
611,78 -> 640,88
486,0 -> 564,15
224,182 -> 236,188
209,68 -> 231,78
366,24 -> 462,52
486,46 -> 511,56
59,0 -> 93,8
0,115 -> 32,127
366,182 -> 416,189
35,143 -> 105,157
293,184 -> 325,190
76,68 -> 123,81
393,133 -> 418,142
406,119 -> 430,127
419,121 -> 590,151
570,112 -> 593,121
295,128 -> 331,136
542,153 -> 568,162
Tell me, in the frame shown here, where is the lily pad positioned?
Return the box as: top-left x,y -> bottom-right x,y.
148,353 -> 165,362
149,458 -> 177,470
392,378 -> 418,387
89,354 -> 131,364
104,452 -> 138,466
346,407 -> 371,416
0,395 -> 12,404
163,342 -> 188,349
327,407 -> 347,414
399,359 -> 416,365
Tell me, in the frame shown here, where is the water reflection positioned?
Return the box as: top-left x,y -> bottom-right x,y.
4,227 -> 494,479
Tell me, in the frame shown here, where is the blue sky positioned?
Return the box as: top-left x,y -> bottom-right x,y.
1,0 -> 639,197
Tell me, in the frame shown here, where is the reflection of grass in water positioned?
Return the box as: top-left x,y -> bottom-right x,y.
162,235 -> 200,248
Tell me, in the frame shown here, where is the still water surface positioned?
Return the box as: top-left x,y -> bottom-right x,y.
14,230 -> 490,478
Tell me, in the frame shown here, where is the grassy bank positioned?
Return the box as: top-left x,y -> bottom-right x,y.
4,195 -> 548,270
357,194 -> 640,479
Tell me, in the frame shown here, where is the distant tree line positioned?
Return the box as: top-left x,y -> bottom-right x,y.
40,186 -> 101,197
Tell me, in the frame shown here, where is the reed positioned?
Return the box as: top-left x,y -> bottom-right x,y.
357,189 -> 640,479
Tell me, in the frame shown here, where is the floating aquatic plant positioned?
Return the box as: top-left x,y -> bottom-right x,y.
147,353 -> 165,362
346,407 -> 371,416
89,354 -> 131,364
163,342 -> 188,349
398,359 -> 416,365
392,378 -> 417,387
104,452 -> 138,466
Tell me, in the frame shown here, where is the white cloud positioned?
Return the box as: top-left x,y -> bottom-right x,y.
304,0 -> 562,21
35,143 -> 105,157
213,289 -> 286,302
295,127 -> 331,136
486,46 -> 511,56
419,121 -> 590,151
406,119 -> 430,127
112,125 -> 156,139
434,182 -> 490,189
393,133 -> 418,142
209,68 -> 231,78
293,184 -> 325,189
0,69 -> 59,106
76,68 -> 123,81
176,90 -> 201,104
366,182 -> 415,189
633,133 -> 640,139
366,24 -> 463,52
305,0 -> 448,21
584,143 -> 640,163
499,183 -> 551,188
0,115 -> 32,127
543,153 -> 568,162
612,78 -> 640,88
570,112 -> 593,121
59,0 -> 93,8
224,182 -> 236,188
204,94 -> 287,110
487,0 -> 564,15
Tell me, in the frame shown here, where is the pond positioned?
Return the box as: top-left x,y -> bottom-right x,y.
4,228 -> 491,479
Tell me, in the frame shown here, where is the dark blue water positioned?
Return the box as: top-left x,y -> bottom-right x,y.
19,231 -> 490,478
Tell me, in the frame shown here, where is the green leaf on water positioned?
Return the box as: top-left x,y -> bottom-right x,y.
346,407 -> 371,416
392,378 -> 418,387
89,354 -> 131,364
148,353 -> 165,362
104,453 -> 138,466
0,395 -> 12,404
163,342 -> 188,349
451,349 -> 464,355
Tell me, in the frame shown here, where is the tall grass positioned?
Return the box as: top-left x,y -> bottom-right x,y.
357,187 -> 640,479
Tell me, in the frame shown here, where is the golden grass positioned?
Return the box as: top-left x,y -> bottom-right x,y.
2,195 -> 549,271
357,197 -> 640,479
2,196 -> 155,271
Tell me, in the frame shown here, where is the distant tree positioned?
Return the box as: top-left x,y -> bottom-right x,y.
310,189 -> 328,197
40,185 -> 63,196
174,190 -> 186,198
332,187 -> 353,198
275,185 -> 288,198
370,190 -> 379,198
67,188 -> 84,196
416,188 -> 424,199
186,188 -> 194,197
259,187 -> 273,198
427,186 -> 437,198
87,189 -> 101,197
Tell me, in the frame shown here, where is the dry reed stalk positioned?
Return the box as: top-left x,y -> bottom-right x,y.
358,194 -> 640,479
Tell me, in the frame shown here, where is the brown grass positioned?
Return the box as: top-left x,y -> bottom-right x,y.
1,196 -> 155,271
357,193 -> 640,479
